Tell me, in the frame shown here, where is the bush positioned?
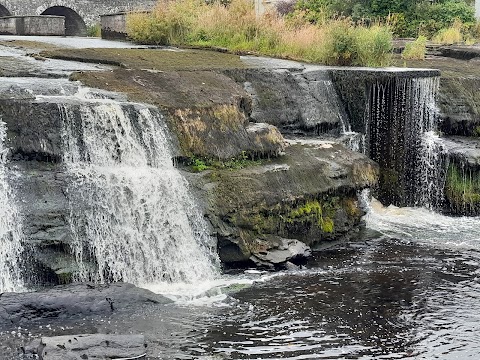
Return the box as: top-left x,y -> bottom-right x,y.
319,20 -> 356,65
86,24 -> 101,38
432,20 -> 463,44
320,20 -> 392,66
127,0 -> 201,45
402,36 -> 427,60
127,0 -> 393,67
355,25 -> 392,67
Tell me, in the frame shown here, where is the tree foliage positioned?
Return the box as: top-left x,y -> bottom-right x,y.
290,0 -> 476,37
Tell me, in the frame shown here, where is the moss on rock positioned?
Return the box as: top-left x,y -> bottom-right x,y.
204,142 -> 379,266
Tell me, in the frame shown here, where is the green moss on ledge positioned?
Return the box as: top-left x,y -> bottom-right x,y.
228,194 -> 362,253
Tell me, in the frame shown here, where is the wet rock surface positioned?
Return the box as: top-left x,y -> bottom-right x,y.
26,334 -> 147,360
0,40 -> 382,279
0,283 -> 171,327
443,136 -> 480,168
226,68 -> 346,134
203,140 -> 378,267
438,77 -> 480,137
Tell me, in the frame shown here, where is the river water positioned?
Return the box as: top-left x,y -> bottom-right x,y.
2,198 -> 479,359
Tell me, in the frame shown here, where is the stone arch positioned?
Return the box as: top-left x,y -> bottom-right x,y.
41,6 -> 87,36
0,4 -> 11,17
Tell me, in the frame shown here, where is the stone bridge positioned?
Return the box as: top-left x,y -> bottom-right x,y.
0,0 -> 156,36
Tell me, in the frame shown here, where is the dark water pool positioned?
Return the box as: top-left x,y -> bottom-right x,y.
3,233 -> 480,360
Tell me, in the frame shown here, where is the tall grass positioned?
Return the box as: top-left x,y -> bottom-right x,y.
402,36 -> 427,60
432,19 -> 463,45
126,0 -> 393,67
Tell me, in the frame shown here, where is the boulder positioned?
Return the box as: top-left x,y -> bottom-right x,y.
438,77 -> 480,137
443,136 -> 480,168
249,237 -> 312,269
201,140 -> 378,267
442,136 -> 480,215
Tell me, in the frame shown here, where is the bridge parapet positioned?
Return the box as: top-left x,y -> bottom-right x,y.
0,0 -> 156,35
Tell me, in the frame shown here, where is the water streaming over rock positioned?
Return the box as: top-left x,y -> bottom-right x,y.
0,121 -> 24,292
53,89 -> 219,286
317,77 -> 366,153
365,76 -> 443,208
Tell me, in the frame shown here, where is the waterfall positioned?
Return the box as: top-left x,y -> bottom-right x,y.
318,78 -> 366,152
0,121 -> 24,293
418,131 -> 446,209
365,76 -> 443,208
56,89 -> 219,286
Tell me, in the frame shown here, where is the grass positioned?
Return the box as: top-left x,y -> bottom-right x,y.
402,36 -> 427,60
432,20 -> 463,45
126,0 -> 393,67
445,163 -> 480,209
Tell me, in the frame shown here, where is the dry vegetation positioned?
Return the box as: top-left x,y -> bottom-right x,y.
126,0 -> 393,67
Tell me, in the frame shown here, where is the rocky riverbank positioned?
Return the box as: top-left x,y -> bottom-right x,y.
0,40 -> 382,280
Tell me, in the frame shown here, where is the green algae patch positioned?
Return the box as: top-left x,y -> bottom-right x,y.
40,48 -> 245,71
445,162 -> 480,215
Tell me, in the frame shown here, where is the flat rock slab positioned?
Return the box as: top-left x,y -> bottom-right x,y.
0,283 -> 171,327
35,334 -> 146,360
443,136 -> 480,168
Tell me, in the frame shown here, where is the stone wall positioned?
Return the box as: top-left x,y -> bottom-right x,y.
100,12 -> 127,40
0,15 -> 64,35
0,0 -> 156,28
0,16 -> 16,34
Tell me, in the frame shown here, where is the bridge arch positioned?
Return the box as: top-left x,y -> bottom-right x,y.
0,4 -> 11,17
41,6 -> 87,36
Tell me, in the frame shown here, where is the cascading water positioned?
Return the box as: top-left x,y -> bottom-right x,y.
0,121 -> 24,293
365,76 -> 443,208
318,77 -> 366,153
45,88 -> 220,286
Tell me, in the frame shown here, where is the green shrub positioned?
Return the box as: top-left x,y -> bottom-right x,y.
355,25 -> 393,67
402,36 -> 427,60
432,20 -> 463,44
319,20 -> 356,65
87,24 -> 101,38
320,20 -> 392,66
